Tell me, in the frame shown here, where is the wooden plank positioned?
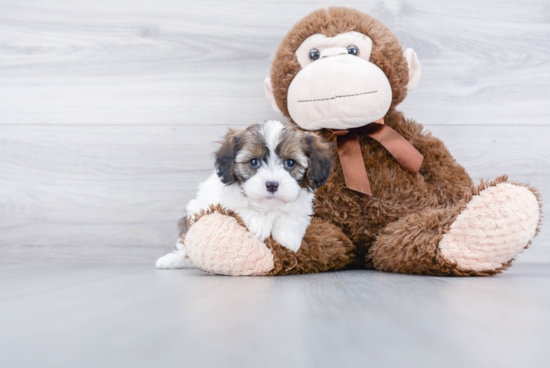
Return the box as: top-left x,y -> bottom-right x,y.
1,124 -> 548,263
0,0 -> 548,125
0,124 -> 233,263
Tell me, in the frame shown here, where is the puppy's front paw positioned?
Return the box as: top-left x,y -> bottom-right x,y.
271,219 -> 310,253
275,237 -> 302,252
156,252 -> 195,269
272,226 -> 304,252
240,210 -> 272,242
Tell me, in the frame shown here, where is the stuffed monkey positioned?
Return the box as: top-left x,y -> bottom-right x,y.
181,7 -> 541,276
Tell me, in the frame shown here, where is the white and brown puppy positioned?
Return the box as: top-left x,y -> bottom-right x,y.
156,120 -> 333,269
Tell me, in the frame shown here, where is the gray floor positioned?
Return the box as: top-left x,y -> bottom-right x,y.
1,262 -> 549,368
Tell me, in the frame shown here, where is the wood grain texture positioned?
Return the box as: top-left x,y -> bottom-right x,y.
0,0 -> 548,264
1,262 -> 549,368
0,0 -> 549,125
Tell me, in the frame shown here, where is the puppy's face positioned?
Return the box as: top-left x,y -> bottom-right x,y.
215,120 -> 333,205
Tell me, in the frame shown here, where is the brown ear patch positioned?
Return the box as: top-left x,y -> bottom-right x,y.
214,129 -> 242,185
303,132 -> 334,189
275,127 -> 308,181
232,123 -> 270,182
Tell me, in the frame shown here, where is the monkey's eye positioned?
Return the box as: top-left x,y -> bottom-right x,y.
347,45 -> 359,56
309,48 -> 320,61
284,159 -> 296,169
249,158 -> 260,168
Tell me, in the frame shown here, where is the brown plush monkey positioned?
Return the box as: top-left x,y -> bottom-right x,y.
182,7 -> 541,276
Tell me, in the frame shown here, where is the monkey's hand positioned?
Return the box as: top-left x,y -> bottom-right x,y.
184,204 -> 356,276
184,205 -> 275,276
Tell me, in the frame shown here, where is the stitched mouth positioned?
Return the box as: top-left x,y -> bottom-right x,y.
297,90 -> 377,103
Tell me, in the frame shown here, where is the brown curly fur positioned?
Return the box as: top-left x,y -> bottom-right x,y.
264,7 -> 542,276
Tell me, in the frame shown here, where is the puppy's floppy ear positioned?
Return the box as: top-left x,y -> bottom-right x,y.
215,128 -> 242,185
304,132 -> 334,189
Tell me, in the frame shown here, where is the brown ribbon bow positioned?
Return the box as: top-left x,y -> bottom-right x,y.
329,118 -> 424,196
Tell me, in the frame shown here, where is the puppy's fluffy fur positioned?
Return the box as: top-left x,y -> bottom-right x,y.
156,120 -> 333,269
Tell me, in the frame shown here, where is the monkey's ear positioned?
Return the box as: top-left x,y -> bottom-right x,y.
214,129 -> 241,185
404,48 -> 421,91
264,77 -> 283,114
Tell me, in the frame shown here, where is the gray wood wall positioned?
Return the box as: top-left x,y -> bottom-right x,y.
1,0 -> 549,264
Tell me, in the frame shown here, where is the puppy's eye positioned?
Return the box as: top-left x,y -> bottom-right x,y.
347,45 -> 359,56
309,48 -> 320,61
284,159 -> 296,169
249,158 -> 260,168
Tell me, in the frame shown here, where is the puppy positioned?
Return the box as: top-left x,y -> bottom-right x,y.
156,120 -> 333,269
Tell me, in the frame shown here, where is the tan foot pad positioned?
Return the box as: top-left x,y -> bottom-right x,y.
439,183 -> 539,271
185,212 -> 274,276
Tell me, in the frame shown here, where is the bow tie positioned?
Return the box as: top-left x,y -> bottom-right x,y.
328,118 -> 424,196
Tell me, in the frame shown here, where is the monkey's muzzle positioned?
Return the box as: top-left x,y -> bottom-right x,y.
287,54 -> 393,131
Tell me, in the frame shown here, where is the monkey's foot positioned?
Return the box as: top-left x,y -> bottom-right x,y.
439,182 -> 540,272
185,208 -> 274,276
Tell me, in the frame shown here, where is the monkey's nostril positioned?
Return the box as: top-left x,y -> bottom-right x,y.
266,181 -> 279,193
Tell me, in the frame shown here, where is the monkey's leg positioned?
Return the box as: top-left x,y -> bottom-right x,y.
369,178 -> 541,276
184,205 -> 355,276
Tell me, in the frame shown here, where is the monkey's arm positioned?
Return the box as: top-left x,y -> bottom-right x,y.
397,116 -> 474,206
182,205 -> 355,276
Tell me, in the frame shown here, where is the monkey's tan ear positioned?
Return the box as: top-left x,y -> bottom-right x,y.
404,48 -> 421,91
264,77 -> 283,114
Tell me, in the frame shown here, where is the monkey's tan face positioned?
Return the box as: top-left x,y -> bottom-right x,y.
265,30 -> 421,132
288,32 -> 391,131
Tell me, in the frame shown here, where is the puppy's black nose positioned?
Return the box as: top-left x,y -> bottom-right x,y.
266,181 -> 279,193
